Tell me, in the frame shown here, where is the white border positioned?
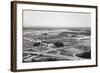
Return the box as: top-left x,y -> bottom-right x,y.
17,3 -> 96,69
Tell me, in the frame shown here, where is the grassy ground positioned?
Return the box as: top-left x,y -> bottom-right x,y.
23,29 -> 91,62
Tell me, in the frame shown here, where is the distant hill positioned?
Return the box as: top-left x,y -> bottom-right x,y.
23,26 -> 90,31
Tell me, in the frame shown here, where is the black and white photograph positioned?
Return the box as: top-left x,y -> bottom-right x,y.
11,1 -> 97,71
23,10 -> 91,63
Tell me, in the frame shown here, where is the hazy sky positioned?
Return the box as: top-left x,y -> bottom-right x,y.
23,10 -> 91,28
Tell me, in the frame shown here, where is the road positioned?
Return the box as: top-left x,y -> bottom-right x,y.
23,36 -> 89,62
23,46 -> 83,62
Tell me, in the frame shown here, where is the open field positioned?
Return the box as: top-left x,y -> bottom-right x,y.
23,27 -> 91,63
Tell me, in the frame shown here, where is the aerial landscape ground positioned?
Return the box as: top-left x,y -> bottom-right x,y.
23,27 -> 91,63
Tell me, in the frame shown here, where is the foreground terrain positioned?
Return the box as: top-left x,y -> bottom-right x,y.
23,27 -> 91,62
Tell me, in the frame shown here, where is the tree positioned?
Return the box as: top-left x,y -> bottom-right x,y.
47,58 -> 57,61
76,51 -> 91,59
71,34 -> 77,37
33,42 -> 41,47
53,42 -> 64,47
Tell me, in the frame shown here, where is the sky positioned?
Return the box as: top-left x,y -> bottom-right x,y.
23,10 -> 91,28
